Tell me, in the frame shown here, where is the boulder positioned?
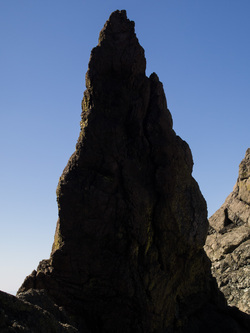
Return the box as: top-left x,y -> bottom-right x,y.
0,289 -> 79,332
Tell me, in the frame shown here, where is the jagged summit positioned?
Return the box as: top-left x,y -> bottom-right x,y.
87,10 -> 146,90
98,10 -> 136,45
12,11 -> 250,333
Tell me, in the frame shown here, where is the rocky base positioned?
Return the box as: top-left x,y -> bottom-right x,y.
0,289 -> 79,332
1,289 -> 250,333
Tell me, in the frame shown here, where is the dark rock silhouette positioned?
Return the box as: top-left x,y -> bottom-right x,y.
205,148 -> 250,314
9,10 -> 250,333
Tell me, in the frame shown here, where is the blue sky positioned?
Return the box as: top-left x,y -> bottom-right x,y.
0,1 -> 249,294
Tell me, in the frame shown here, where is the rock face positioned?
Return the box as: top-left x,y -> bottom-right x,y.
15,10 -> 250,333
205,148 -> 250,314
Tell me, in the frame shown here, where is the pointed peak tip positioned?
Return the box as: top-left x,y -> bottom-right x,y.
98,10 -> 135,44
109,9 -> 127,19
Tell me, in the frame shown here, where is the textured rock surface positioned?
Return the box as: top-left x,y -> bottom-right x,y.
16,11 -> 250,333
0,290 -> 78,332
205,148 -> 250,314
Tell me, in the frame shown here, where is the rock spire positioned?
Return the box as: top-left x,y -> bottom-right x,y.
17,11 -> 250,333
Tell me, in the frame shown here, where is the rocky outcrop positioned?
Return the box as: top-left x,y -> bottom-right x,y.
205,148 -> 250,314
12,10 -> 250,333
0,290 -> 78,332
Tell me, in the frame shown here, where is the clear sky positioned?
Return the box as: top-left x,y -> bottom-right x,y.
0,1 -> 249,294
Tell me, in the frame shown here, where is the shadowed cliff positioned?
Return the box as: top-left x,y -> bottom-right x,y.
14,10 -> 250,333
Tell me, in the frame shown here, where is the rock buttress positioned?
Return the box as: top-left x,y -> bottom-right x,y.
205,148 -> 250,314
18,11 -> 250,333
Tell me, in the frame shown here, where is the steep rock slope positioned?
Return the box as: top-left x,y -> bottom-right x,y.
205,148 -> 250,314
16,11 -> 250,333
